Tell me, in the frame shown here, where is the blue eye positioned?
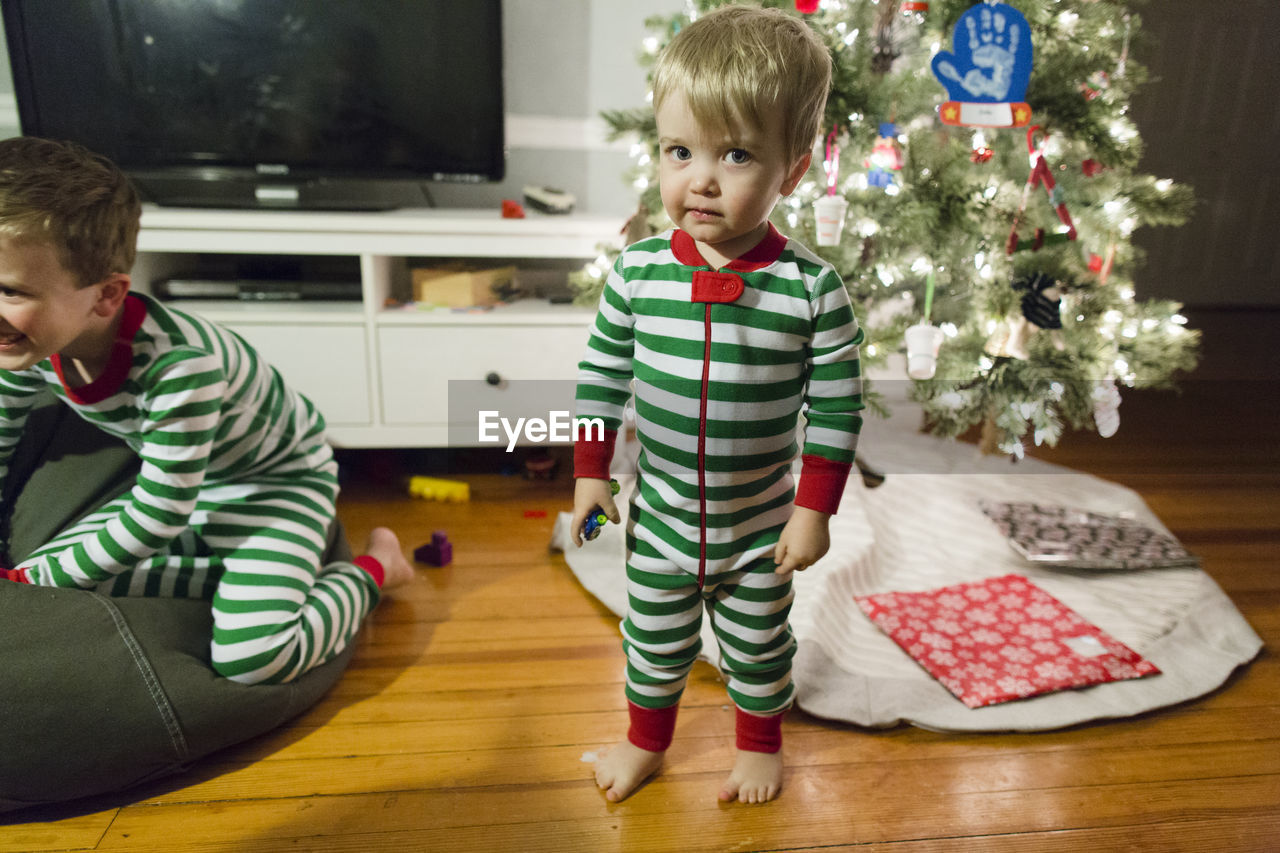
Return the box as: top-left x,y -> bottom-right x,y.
726,149 -> 751,165
667,145 -> 691,161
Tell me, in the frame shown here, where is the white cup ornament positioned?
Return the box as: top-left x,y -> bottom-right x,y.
904,322 -> 945,379
813,195 -> 848,247
903,270 -> 944,379
814,129 -> 848,247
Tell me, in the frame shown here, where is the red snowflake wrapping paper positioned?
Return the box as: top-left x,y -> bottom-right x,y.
855,574 -> 1160,708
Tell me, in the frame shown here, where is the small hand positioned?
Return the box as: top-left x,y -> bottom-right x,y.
571,478 -> 621,548
773,506 -> 831,574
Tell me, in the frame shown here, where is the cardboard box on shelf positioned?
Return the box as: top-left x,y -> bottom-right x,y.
411,264 -> 518,307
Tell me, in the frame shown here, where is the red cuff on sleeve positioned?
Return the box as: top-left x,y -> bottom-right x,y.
352,555 -> 385,588
574,427 -> 617,480
2,567 -> 31,584
795,454 -> 852,515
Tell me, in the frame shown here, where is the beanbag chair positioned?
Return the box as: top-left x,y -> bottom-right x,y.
0,403 -> 358,813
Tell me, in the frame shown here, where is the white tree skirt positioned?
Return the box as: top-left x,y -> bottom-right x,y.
552,409 -> 1263,732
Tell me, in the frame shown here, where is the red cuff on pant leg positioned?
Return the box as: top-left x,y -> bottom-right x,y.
627,702 -> 679,753
353,555 -> 385,588
736,708 -> 785,754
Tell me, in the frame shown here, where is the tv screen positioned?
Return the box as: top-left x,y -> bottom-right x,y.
2,0 -> 505,210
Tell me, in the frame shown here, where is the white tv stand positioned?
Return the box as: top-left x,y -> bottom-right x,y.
135,207 -> 621,448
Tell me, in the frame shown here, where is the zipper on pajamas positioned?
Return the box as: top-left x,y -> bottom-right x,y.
697,302 -> 711,588
688,267 -> 742,590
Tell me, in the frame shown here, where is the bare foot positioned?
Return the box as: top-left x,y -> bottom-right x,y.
364,526 -> 413,590
718,749 -> 783,804
594,739 -> 665,802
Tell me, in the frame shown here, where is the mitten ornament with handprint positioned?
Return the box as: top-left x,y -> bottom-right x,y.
932,2 -> 1033,127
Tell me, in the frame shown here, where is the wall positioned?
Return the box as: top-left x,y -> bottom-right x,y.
424,0 -> 683,216
0,1 -> 1273,305
427,0 -> 685,216
1128,0 -> 1280,306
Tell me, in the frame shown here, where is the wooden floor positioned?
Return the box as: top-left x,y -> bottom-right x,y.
4,308 -> 1278,852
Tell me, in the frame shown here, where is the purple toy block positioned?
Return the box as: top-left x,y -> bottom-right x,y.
414,530 -> 453,567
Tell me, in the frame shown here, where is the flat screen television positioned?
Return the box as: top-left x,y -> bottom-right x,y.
2,0 -> 505,210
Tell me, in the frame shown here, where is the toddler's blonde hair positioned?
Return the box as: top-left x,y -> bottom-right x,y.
652,4 -> 832,163
0,136 -> 141,286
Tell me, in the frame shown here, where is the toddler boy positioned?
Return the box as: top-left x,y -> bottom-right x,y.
572,5 -> 864,803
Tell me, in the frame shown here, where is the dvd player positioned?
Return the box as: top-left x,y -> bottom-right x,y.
155,278 -> 362,301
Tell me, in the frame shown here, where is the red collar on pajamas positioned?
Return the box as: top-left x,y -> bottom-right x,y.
53,292 -> 147,405
673,224 -> 787,304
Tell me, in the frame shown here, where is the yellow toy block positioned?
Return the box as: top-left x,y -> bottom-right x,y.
407,475 -> 471,503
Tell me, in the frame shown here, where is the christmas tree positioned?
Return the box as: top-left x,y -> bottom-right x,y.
572,0 -> 1198,457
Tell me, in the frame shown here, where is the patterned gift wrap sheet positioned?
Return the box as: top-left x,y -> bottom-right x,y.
980,500 -> 1201,571
855,573 -> 1160,708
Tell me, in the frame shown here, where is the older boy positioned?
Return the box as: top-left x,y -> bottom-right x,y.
0,136 -> 411,684
571,6 -> 864,803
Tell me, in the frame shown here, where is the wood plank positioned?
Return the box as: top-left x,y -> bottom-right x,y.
304,682 -> 631,726
0,810 -> 115,853
104,736 -> 1280,833
292,654 -> 1275,733
819,814 -> 1280,853
205,696 -> 1280,767
94,774 -> 1280,853
116,701 -> 1280,809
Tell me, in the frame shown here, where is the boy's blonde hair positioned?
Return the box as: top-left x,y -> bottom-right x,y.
652,4 -> 832,163
0,136 -> 141,286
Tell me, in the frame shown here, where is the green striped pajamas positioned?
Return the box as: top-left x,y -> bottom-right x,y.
0,293 -> 379,685
576,226 -> 863,726
623,554 -> 799,714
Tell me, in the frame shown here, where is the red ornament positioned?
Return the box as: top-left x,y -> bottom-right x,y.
1091,244 -> 1117,284
1006,126 -> 1078,254
795,0 -> 820,13
1081,70 -> 1110,101
901,1 -> 930,11
1082,158 -> 1105,177
971,146 -> 994,164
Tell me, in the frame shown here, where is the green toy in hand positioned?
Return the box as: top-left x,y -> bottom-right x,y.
582,479 -> 621,542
